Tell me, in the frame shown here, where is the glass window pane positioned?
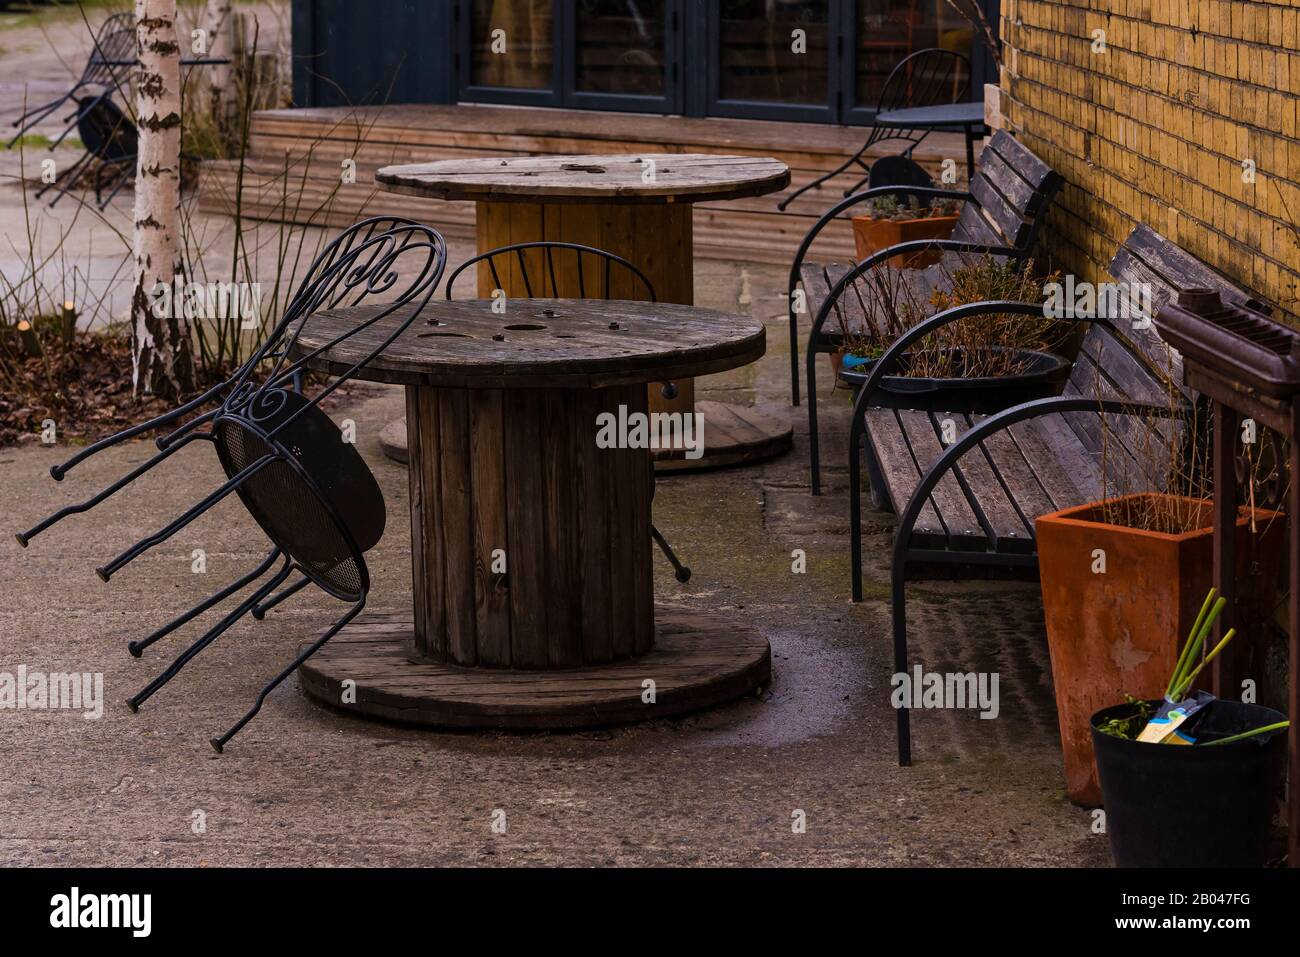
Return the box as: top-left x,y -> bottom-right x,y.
855,0 -> 973,107
471,0 -> 554,90
575,0 -> 666,96
718,0 -> 830,105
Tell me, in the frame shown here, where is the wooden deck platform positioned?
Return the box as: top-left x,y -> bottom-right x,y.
196,103 -> 967,265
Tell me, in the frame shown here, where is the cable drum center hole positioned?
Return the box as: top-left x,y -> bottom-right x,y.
504,323 -> 547,331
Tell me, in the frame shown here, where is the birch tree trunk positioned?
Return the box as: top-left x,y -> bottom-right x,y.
132,0 -> 194,398
198,0 -> 234,128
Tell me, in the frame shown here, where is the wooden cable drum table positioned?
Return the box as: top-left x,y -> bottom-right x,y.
289,298 -> 772,729
374,153 -> 794,473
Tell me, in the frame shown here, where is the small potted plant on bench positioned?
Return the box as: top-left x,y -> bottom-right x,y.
851,194 -> 962,269
1090,590 -> 1289,867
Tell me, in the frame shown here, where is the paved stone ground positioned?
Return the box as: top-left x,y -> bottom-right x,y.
0,5 -> 1109,867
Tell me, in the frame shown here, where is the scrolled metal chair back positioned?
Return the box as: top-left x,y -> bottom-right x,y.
878,47 -> 970,114
444,241 -> 655,302
224,217 -> 448,436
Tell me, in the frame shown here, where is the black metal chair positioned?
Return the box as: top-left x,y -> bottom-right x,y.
445,240 -> 691,583
16,216 -> 439,525
778,48 -> 969,211
35,96 -> 137,210
7,12 -> 135,148
15,219 -> 449,751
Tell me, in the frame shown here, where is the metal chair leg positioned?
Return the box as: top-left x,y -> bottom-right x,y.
97,158 -> 135,208
850,415 -> 864,603
126,558 -> 294,712
806,342 -> 822,495
843,170 -> 873,197
16,430 -> 213,548
251,573 -> 311,620
51,91 -> 106,148
789,296 -> 800,406
778,149 -> 870,211
50,385 -> 225,481
650,524 -> 691,583
35,150 -> 91,201
892,558 -> 911,767
128,548 -> 282,657
95,454 -> 277,581
154,406 -> 224,454
210,593 -> 367,753
6,91 -> 74,147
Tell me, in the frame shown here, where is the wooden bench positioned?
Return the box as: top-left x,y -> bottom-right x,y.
846,224 -> 1272,765
785,129 -> 1065,494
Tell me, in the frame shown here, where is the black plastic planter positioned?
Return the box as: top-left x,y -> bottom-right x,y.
1090,700 -> 1287,867
837,346 -> 1070,413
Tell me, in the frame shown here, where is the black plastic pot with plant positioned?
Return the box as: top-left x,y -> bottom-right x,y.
1089,591 -> 1290,867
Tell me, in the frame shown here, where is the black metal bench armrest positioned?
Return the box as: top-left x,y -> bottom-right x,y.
787,187 -> 975,306
808,239 -> 1021,346
893,395 -> 1187,554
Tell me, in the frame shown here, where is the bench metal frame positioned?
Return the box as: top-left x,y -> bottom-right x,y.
846,299 -> 1193,765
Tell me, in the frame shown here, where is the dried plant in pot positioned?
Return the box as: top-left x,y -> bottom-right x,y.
850,194 -> 962,269
836,257 -> 1071,410
1035,395 -> 1287,806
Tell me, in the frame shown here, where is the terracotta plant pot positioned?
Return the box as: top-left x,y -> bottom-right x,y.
1035,493 -> 1284,807
851,214 -> 958,269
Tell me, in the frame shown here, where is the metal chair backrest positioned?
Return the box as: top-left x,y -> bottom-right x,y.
225,218 -> 449,440
82,13 -> 136,91
444,241 -> 656,301
877,47 -> 971,116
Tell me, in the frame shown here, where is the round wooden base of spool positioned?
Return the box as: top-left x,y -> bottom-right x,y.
297,607 -> 771,730
651,400 -> 792,473
377,401 -> 792,474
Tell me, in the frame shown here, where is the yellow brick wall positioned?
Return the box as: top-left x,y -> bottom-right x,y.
998,0 -> 1300,321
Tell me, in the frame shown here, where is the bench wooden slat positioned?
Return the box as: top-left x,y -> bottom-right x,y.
969,172 -> 1030,247
984,129 -> 1058,193
939,412 -> 1035,550
975,146 -> 1046,218
862,408 -> 946,544
828,262 -> 884,339
892,409 -> 988,548
799,261 -> 836,321
951,200 -> 1005,248
1004,416 -> 1103,512
1109,223 -> 1266,313
960,412 -> 1053,537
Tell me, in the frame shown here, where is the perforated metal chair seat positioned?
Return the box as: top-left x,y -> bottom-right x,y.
214,390 -> 384,603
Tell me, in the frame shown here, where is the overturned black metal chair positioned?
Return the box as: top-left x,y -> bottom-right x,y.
16,216 -> 437,504
15,218 -> 449,751
446,240 -> 692,583
778,48 -> 969,211
7,11 -> 134,148
35,95 -> 137,210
